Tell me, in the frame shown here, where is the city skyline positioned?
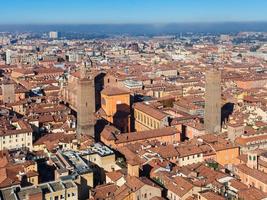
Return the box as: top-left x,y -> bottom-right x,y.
0,1 -> 267,200
1,0 -> 267,24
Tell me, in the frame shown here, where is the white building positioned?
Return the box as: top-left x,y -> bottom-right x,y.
49,31 -> 58,39
0,120 -> 33,150
5,49 -> 13,65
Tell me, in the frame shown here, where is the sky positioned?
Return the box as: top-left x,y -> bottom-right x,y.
0,0 -> 267,24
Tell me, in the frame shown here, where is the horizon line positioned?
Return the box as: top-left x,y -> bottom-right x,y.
1,20 -> 267,26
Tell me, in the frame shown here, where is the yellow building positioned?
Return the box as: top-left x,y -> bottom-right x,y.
199,134 -> 240,167
215,147 -> 240,166
114,176 -> 162,200
100,86 -> 130,132
133,102 -> 169,132
1,180 -> 78,200
81,143 -> 119,172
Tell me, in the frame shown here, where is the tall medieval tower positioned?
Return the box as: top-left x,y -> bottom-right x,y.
77,61 -> 95,140
2,81 -> 15,104
204,68 -> 221,134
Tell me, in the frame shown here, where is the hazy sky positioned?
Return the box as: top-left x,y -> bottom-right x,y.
1,0 -> 267,24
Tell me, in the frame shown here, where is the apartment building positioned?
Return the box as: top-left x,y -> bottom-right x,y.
101,126 -> 180,149
0,119 -> 33,151
81,143 -> 119,172
1,180 -> 77,200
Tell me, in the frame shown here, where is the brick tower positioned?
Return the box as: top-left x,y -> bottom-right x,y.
204,68 -> 221,134
2,81 -> 15,103
77,61 -> 95,140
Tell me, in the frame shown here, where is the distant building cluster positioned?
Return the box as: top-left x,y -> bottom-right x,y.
0,31 -> 265,199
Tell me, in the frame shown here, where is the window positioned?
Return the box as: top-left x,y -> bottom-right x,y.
249,155 -> 252,160
144,193 -> 147,198
253,156 -> 256,161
